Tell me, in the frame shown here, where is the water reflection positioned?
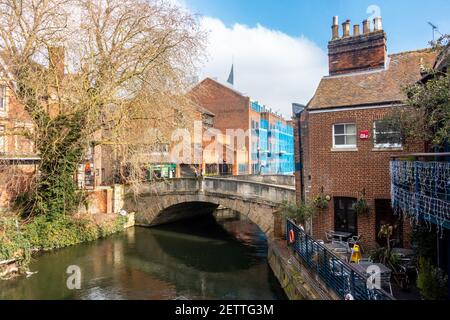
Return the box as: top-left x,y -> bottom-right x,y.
0,213 -> 286,300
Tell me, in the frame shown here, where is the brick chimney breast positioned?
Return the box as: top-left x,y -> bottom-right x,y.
328,16 -> 386,76
48,46 -> 65,82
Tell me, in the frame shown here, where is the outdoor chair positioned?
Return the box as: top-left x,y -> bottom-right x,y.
325,231 -> 335,243
369,270 -> 393,296
347,235 -> 364,254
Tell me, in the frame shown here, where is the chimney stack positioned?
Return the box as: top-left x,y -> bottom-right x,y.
342,20 -> 351,37
47,46 -> 65,118
48,46 -> 65,83
373,16 -> 383,31
353,24 -> 360,36
328,15 -> 387,76
363,19 -> 370,34
331,16 -> 339,40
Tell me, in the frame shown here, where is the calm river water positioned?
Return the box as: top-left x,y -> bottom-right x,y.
0,213 -> 286,300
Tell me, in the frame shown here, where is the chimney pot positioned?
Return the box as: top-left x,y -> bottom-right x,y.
342,20 -> 351,37
363,19 -> 371,34
373,16 -> 382,31
353,24 -> 360,36
331,16 -> 339,40
332,16 -> 339,26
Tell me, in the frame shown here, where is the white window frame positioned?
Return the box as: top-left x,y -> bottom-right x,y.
373,121 -> 402,149
333,123 -> 357,149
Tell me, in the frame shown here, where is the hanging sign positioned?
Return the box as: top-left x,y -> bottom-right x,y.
359,130 -> 369,140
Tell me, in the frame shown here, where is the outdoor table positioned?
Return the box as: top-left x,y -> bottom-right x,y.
324,242 -> 350,260
332,231 -> 353,243
392,248 -> 414,258
352,262 -> 392,276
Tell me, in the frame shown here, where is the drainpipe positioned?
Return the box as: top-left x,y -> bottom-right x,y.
292,103 -> 306,203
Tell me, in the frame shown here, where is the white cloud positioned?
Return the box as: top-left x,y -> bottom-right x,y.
198,17 -> 328,118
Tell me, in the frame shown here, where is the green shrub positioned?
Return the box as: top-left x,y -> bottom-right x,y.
0,218 -> 31,271
417,257 -> 448,300
2,211 -> 127,276
411,222 -> 438,262
281,201 -> 317,226
24,215 -> 127,251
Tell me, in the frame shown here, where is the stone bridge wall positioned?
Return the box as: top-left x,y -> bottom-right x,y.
220,175 -> 295,187
124,177 -> 296,239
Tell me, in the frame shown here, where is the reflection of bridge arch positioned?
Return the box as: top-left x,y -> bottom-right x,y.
124,177 -> 296,239
125,227 -> 279,299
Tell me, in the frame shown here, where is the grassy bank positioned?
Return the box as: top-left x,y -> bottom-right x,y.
0,214 -> 128,275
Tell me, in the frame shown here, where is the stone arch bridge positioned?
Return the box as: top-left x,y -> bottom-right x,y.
124,177 -> 296,239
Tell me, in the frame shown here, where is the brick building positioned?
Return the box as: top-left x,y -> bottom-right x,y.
0,56 -> 39,212
95,100 -> 215,185
294,16 -> 437,250
190,77 -> 294,176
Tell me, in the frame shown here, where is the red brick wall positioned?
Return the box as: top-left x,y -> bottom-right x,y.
328,31 -> 386,75
0,83 -> 37,212
305,106 -> 423,251
189,78 -> 251,173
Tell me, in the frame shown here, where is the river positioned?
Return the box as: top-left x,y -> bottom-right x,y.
0,212 -> 286,300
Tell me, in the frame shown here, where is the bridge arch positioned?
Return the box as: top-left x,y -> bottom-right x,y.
123,177 -> 295,239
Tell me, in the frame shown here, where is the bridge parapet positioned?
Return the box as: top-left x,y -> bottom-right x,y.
133,177 -> 295,206
218,174 -> 295,187
203,177 -> 295,205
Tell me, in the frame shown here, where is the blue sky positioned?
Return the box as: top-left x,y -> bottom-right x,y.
187,0 -> 450,53
185,0 -> 449,117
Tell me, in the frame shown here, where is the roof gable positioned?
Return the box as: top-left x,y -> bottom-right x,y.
308,49 -> 438,110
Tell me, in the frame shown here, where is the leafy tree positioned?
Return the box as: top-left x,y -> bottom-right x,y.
281,201 -> 317,226
0,0 -> 205,219
385,36 -> 449,149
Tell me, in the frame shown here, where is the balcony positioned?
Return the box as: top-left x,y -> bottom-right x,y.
390,153 -> 450,230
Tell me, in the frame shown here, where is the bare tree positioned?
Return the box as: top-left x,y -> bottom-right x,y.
0,0 -> 205,218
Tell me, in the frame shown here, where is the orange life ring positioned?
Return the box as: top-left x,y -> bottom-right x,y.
289,230 -> 295,244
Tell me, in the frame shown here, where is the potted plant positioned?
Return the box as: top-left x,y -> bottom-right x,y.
353,195 -> 370,215
313,193 -> 329,210
371,225 -> 398,265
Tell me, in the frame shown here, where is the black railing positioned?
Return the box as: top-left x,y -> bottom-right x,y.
286,219 -> 394,300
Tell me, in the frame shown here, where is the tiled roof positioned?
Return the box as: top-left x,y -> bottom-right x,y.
307,49 -> 438,110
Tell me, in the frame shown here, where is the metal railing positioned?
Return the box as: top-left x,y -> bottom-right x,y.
390,153 -> 450,229
286,219 -> 394,300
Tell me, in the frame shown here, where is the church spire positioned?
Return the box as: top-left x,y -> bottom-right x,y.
227,62 -> 234,86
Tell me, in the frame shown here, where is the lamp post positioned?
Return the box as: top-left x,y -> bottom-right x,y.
293,103 -> 306,203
